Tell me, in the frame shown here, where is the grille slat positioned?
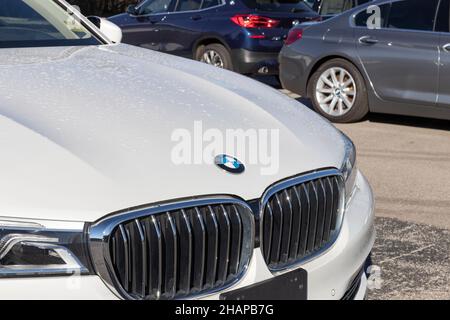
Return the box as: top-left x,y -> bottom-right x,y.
125,221 -> 144,296
331,177 -> 341,230
191,208 -> 206,292
204,206 -> 219,289
279,190 -> 293,264
216,205 -> 231,284
306,182 -> 319,253
323,178 -> 334,242
262,173 -> 344,270
134,220 -> 147,298
162,213 -> 177,299
118,225 -> 130,292
262,203 -> 273,263
106,200 -> 253,300
315,179 -> 326,247
288,187 -> 302,261
270,197 -> 283,265
297,184 -> 310,258
147,216 -> 162,299
228,205 -> 243,276
177,210 -> 193,295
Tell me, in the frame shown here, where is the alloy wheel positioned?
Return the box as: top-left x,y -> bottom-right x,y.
200,49 -> 224,68
315,67 -> 357,117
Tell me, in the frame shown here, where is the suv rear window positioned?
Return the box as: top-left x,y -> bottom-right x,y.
242,0 -> 313,12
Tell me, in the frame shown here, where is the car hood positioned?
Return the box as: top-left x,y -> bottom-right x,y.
0,44 -> 345,222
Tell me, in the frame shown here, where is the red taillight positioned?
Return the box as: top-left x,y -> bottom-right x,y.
231,14 -> 280,28
285,29 -> 303,45
249,34 -> 266,39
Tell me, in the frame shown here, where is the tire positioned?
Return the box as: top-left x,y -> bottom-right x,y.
196,43 -> 233,71
308,58 -> 369,123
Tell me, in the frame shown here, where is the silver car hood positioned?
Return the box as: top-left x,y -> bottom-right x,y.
0,44 -> 345,222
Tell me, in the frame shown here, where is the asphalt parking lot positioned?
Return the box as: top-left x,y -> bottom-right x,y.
337,115 -> 450,300
259,77 -> 450,300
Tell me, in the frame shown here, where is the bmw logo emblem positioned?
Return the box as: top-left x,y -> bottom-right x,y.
214,154 -> 245,174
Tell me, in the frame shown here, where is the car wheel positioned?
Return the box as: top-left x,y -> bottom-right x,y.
308,59 -> 368,123
196,44 -> 233,71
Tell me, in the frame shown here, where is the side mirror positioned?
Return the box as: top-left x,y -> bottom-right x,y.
126,5 -> 139,15
88,16 -> 122,44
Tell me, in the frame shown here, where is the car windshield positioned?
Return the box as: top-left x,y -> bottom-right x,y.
0,0 -> 102,48
242,0 -> 313,12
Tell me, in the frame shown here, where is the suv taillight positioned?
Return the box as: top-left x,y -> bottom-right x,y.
231,14 -> 280,28
285,28 -> 303,45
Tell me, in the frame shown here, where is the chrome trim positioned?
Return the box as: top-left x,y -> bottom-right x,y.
443,43 -> 450,53
259,168 -> 346,274
133,0 -> 226,17
88,195 -> 255,300
0,235 -> 58,260
0,235 -> 88,277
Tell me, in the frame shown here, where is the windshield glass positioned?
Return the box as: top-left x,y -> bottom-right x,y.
0,0 -> 102,48
242,0 -> 313,12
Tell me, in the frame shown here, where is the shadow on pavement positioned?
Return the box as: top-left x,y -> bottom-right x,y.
251,75 -> 282,89
366,113 -> 450,131
295,97 -> 313,110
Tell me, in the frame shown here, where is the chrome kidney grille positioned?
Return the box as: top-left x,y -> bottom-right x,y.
89,197 -> 254,300
89,169 -> 345,299
261,170 -> 345,271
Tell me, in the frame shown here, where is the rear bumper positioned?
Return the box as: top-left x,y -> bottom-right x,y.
231,49 -> 280,75
279,45 -> 311,96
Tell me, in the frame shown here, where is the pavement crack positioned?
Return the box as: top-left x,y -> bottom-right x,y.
378,244 -> 435,264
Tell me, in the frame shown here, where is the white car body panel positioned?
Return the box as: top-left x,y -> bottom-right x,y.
0,2 -> 374,299
0,44 -> 345,222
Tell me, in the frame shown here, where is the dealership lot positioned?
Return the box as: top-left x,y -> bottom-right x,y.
336,115 -> 450,300
274,80 -> 450,299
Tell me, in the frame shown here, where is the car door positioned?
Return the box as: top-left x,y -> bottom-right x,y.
120,0 -> 177,50
354,0 -> 440,107
159,0 -> 216,58
436,0 -> 450,107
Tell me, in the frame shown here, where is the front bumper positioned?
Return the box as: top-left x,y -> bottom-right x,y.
0,171 -> 374,300
231,49 -> 280,75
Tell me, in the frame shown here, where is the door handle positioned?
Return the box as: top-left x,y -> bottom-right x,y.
443,43 -> 450,52
190,15 -> 202,21
359,36 -> 379,45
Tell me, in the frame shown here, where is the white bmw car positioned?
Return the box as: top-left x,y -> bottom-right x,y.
0,0 -> 375,300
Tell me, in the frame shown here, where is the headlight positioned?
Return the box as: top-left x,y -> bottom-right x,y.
341,133 -> 358,205
0,219 -> 92,278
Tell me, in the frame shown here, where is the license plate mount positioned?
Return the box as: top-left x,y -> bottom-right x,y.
220,268 -> 307,300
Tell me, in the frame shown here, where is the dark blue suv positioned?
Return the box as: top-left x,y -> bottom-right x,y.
109,0 -> 319,75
